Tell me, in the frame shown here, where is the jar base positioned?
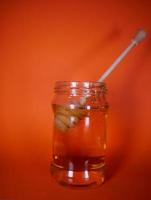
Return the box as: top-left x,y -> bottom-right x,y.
50,163 -> 105,188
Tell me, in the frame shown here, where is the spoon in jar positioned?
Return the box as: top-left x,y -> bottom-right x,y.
54,29 -> 147,132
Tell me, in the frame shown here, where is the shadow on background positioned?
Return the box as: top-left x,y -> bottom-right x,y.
106,34 -> 151,180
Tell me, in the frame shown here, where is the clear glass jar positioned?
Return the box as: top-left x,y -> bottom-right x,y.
50,81 -> 108,188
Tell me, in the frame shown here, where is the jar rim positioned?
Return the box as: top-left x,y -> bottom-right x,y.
55,81 -> 106,89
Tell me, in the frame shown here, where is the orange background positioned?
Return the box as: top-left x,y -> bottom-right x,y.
0,0 -> 151,199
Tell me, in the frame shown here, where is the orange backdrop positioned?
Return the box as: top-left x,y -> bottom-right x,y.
0,0 -> 151,199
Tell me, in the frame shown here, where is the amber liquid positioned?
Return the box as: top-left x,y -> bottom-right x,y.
51,105 -> 107,187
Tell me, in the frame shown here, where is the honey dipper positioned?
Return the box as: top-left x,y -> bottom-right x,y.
54,29 -> 147,132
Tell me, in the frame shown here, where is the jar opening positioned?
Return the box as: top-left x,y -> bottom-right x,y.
55,81 -> 105,88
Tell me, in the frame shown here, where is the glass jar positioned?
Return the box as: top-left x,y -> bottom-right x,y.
50,81 -> 108,188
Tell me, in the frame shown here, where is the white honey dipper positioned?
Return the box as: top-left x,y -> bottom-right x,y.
55,29 -> 147,132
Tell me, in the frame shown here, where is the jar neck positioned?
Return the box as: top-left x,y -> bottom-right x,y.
54,81 -> 107,96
